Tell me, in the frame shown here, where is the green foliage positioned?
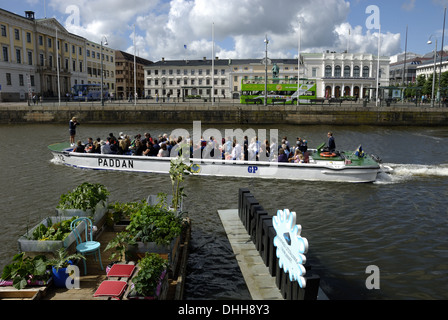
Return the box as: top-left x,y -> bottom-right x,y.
169,155 -> 193,211
57,182 -> 110,214
29,216 -> 78,241
1,253 -> 50,290
47,248 -> 86,271
104,231 -> 130,261
132,253 -> 168,297
105,201 -> 184,260
107,200 -> 146,225
127,203 -> 183,245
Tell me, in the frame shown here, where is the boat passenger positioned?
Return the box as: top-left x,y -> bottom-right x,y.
327,132 -> 336,152
92,140 -> 101,154
231,138 -> 242,160
100,140 -> 112,154
85,137 -> 94,153
69,117 -> 79,146
157,143 -> 169,157
289,149 -> 302,163
133,139 -> 144,156
277,148 -> 288,162
73,140 -> 85,153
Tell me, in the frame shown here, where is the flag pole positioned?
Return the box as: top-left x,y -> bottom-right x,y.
376,25 -> 381,107
212,22 -> 214,106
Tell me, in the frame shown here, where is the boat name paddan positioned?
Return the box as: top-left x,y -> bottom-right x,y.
98,158 -> 134,169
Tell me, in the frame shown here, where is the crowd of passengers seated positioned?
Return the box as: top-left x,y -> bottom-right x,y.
73,132 -> 310,163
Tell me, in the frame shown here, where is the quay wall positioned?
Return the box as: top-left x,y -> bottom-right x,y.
1,102 -> 447,126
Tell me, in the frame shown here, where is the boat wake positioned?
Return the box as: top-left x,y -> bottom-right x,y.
376,163 -> 448,184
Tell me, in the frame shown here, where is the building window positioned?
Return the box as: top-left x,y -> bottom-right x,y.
48,38 -> 52,48
363,66 -> 369,78
28,51 -> 33,65
26,32 -> 31,43
39,35 -> 43,46
353,66 -> 360,77
344,66 -> 350,78
325,65 -> 332,77
30,75 -> 35,86
73,60 -> 76,71
312,67 -> 317,78
87,50 -> 90,57
39,54 -> 44,66
6,73 -> 11,85
49,55 -> 53,67
1,25 -> 6,37
2,46 -> 8,62
334,65 -> 341,77
14,29 -> 20,40
19,74 -> 24,86
79,47 -> 82,55
16,49 -> 21,64
79,61 -> 83,72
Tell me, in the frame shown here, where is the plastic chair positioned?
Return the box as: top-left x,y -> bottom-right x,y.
70,217 -> 104,275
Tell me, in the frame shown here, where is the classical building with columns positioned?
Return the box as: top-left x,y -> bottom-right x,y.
302,52 -> 390,99
0,8 -> 87,101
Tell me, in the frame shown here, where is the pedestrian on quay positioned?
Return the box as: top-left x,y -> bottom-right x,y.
69,117 -> 80,146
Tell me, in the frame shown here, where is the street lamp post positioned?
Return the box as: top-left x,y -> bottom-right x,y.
101,36 -> 108,107
427,36 -> 437,108
264,35 -> 269,106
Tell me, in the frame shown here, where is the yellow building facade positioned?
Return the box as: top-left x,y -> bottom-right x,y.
0,9 -> 86,102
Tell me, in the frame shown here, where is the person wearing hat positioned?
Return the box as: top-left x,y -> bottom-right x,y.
69,117 -> 80,146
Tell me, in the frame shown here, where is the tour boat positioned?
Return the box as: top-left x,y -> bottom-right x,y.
48,142 -> 386,183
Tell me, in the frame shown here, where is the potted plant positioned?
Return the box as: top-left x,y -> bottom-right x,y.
1,253 -> 51,290
127,253 -> 169,299
47,248 -> 85,288
56,182 -> 110,225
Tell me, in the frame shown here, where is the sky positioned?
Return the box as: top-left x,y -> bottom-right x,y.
2,0 -> 448,62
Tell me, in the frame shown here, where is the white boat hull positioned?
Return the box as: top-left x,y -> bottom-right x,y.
50,148 -> 381,183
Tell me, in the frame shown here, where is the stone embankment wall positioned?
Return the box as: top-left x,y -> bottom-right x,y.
1,103 -> 447,126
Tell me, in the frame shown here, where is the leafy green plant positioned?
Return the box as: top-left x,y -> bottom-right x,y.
169,155 -> 192,211
1,253 -> 50,289
47,248 -> 86,271
57,182 -> 110,214
127,203 -> 183,245
104,231 -> 131,261
132,253 -> 168,297
105,201 -> 184,260
29,216 -> 78,241
107,200 -> 146,225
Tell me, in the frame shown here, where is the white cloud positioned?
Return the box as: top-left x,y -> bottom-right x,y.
48,0 -> 402,61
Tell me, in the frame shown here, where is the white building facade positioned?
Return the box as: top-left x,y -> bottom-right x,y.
144,53 -> 390,101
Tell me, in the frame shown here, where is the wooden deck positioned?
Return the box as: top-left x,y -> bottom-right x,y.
1,219 -> 190,301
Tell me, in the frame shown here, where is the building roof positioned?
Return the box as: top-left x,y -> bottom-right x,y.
116,50 -> 153,66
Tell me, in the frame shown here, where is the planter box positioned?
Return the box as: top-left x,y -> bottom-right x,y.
18,216 -> 85,253
127,237 -> 179,263
56,200 -> 108,225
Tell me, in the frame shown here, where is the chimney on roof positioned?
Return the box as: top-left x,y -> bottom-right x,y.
25,11 -> 35,20
203,57 -> 206,61
215,57 -> 219,60
162,57 -> 165,62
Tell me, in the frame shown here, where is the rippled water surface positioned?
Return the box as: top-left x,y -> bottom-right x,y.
0,123 -> 447,300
